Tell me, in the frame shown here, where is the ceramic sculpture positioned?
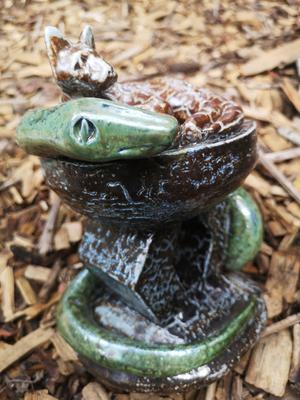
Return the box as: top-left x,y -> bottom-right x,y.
16,26 -> 267,393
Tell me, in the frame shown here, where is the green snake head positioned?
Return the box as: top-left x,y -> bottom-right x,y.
16,98 -> 179,162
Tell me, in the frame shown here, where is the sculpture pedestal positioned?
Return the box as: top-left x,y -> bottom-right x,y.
16,25 -> 267,393
56,204 -> 266,392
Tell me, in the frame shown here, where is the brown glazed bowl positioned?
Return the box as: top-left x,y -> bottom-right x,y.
42,120 -> 256,228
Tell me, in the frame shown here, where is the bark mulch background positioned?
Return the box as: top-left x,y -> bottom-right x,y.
1,1 -> 300,399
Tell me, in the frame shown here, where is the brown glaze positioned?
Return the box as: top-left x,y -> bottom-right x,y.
45,26 -> 117,97
45,26 -> 245,149
106,79 -> 244,148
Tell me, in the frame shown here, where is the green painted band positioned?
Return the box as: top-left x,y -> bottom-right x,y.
226,188 -> 263,271
57,269 -> 256,378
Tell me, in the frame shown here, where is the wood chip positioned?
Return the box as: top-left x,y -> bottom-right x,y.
246,330 -> 292,397
287,202 -> 300,219
265,198 -> 299,228
16,276 -> 37,305
231,376 -> 243,400
264,251 -> 300,318
0,327 -> 54,373
244,106 -> 300,148
241,38 -> 300,76
278,126 -> 300,147
279,228 -> 299,251
262,313 -> 300,337
265,147 -> 300,163
205,382 -> 217,400
259,149 -> 300,203
130,394 -> 176,400
54,226 -> 70,250
0,265 -> 15,321
281,77 -> 300,114
0,341 -> 12,350
9,186 -> 23,204
260,125 -> 291,152
0,248 -> 12,275
110,43 -> 151,66
244,172 -> 272,197
268,220 -> 286,236
38,260 -> 61,302
24,390 -> 58,400
38,194 -> 61,255
82,382 -> 109,400
5,291 -> 61,322
215,374 -> 232,400
234,350 -> 251,375
62,221 -> 83,243
57,357 -> 76,376
290,323 -> 300,384
51,332 -> 78,362
24,265 -> 51,283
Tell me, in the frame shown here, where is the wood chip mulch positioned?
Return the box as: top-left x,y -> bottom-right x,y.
1,1 -> 300,399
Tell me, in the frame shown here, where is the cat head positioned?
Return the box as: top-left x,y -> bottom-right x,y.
44,26 -> 117,97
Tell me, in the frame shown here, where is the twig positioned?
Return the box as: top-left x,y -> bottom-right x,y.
262,313 -> 300,337
259,149 -> 300,203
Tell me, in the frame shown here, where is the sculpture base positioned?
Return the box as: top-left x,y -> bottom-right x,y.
57,269 -> 266,393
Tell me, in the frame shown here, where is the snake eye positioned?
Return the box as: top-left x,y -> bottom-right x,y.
71,117 -> 98,144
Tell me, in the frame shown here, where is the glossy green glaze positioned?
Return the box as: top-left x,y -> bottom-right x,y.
57,269 -> 256,378
16,98 -> 178,162
226,188 -> 263,271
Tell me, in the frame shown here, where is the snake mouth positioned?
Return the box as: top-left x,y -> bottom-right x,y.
118,144 -> 164,156
118,144 -> 152,153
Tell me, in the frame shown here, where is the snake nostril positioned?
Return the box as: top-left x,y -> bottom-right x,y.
74,62 -> 81,70
71,117 -> 98,144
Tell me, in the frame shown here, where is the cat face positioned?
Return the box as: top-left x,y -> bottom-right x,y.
45,26 -> 117,97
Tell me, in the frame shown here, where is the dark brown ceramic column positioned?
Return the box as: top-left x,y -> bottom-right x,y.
79,220 -> 191,324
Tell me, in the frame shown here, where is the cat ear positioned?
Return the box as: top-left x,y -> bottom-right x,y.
80,25 -> 95,49
44,26 -> 70,73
